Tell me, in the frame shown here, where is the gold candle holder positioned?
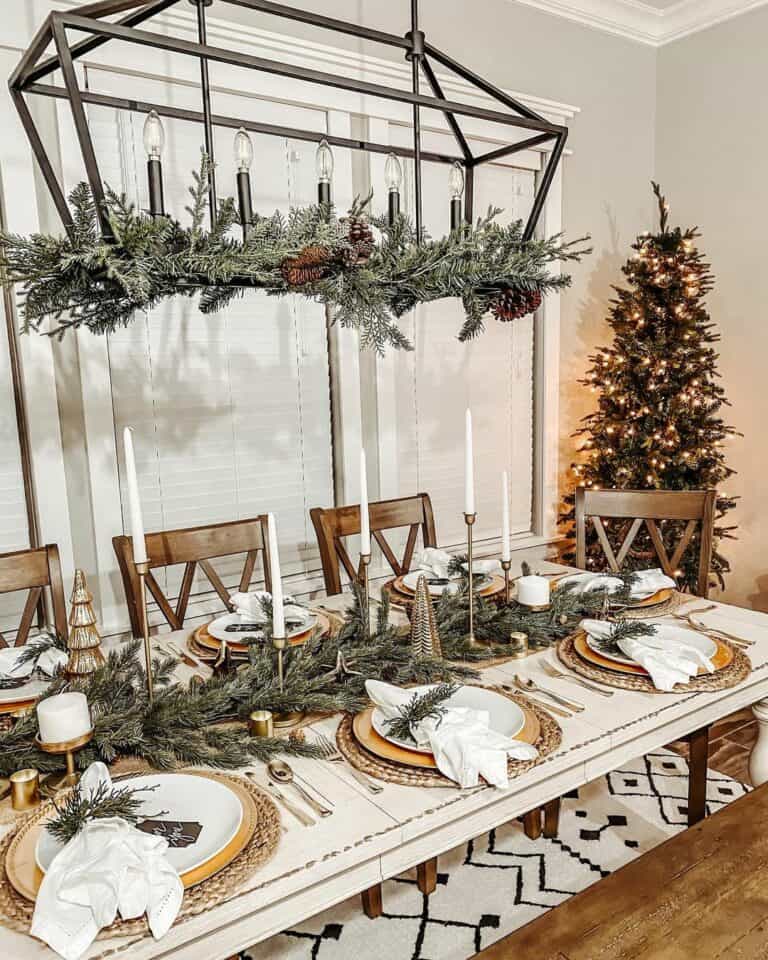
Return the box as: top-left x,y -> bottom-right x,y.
357,552 -> 371,637
500,558 -> 512,605
135,559 -> 154,704
10,769 -> 40,811
464,512 -> 478,646
508,631 -> 529,659
248,710 -> 274,737
36,728 -> 94,796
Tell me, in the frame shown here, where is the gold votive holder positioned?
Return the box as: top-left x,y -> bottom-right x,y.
35,728 -> 94,797
508,631 -> 529,659
248,710 -> 274,738
10,768 -> 40,812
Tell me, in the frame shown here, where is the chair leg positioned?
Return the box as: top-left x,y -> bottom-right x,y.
523,807 -> 542,840
416,857 -> 437,895
543,797 -> 561,838
686,725 -> 710,826
361,882 -> 383,918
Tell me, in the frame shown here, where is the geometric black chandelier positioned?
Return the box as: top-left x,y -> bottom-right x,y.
10,0 -> 568,243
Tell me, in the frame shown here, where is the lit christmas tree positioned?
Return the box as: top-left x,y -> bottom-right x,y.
562,183 -> 738,590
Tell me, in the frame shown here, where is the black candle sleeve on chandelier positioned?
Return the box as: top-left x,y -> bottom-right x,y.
237,170 -> 253,237
147,157 -> 164,217
388,190 -> 401,225
317,181 -> 331,205
450,196 -> 462,231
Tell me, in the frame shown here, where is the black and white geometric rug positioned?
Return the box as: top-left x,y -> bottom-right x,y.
246,751 -> 749,960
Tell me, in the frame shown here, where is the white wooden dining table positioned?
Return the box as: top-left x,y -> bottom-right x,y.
4,560 -> 768,960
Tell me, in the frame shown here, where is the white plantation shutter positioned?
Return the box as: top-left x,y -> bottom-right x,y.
81,70 -> 333,605
386,125 -> 538,549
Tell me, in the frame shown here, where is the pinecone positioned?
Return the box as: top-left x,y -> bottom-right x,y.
337,239 -> 375,270
347,216 -> 374,245
491,286 -> 543,322
281,244 -> 333,286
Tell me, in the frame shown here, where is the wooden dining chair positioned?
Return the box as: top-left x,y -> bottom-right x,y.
575,488 -> 716,598
113,517 -> 272,639
0,544 -> 68,647
573,487 -> 718,830
310,493 -> 438,595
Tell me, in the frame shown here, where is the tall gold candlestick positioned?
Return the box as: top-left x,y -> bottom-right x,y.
135,560 -> 154,704
500,558 -> 512,605
358,553 -> 371,637
464,512 -> 477,646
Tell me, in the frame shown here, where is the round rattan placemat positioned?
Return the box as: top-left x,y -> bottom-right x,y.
616,590 -> 688,620
0,772 -> 281,939
556,632 -> 751,694
336,690 -> 562,787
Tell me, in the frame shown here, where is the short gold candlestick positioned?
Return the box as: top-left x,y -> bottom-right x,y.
135,559 -> 154,704
357,553 -> 371,637
500,558 -> 512,605
36,729 -> 94,796
464,512 -> 478,646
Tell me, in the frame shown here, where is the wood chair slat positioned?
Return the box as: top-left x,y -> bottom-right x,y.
372,530 -> 402,577
198,559 -> 232,609
0,545 -> 69,646
239,551 -> 257,594
670,519 -> 698,572
16,586 -> 43,646
645,518 -> 673,576
591,517 -> 619,572
175,561 -> 197,624
401,523 -> 421,574
615,517 -> 643,567
144,571 -> 182,631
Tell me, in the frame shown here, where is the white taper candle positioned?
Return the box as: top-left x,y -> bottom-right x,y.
266,512 -> 285,637
501,471 -> 511,562
123,427 -> 148,564
464,408 -> 475,516
360,450 -> 371,556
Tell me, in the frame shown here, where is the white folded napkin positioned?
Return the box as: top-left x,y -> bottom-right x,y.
0,636 -> 67,680
561,568 -> 675,600
228,590 -> 308,626
366,680 -> 538,789
580,619 -> 715,692
31,762 -> 183,960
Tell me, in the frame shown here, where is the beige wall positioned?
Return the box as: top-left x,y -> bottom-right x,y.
656,8 -> 765,608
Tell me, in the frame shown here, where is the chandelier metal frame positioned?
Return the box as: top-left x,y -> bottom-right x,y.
10,0 -> 568,244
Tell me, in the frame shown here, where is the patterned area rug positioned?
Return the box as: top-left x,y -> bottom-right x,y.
246,751 -> 749,960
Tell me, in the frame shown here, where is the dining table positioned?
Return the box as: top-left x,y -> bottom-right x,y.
3,559 -> 768,960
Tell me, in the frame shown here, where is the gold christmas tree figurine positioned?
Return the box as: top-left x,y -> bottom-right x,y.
66,570 -> 105,677
410,574 -> 443,659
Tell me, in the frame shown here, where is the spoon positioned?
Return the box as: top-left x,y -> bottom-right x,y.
267,760 -> 333,817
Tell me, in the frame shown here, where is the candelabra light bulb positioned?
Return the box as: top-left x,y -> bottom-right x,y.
315,138 -> 334,183
143,110 -> 165,160
449,161 -> 465,200
384,152 -> 403,192
234,127 -> 254,172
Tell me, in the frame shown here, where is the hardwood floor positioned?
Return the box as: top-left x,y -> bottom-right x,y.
669,707 -> 756,782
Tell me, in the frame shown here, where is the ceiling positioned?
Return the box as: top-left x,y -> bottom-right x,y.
510,0 -> 768,44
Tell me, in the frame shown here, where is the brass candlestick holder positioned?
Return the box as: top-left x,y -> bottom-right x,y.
500,558 -> 512,605
464,512 -> 478,646
135,559 -> 154,704
271,631 -> 305,728
36,729 -> 94,796
358,552 -> 371,637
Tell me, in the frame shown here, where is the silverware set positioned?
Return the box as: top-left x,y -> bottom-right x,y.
314,732 -> 384,794
671,604 -> 753,648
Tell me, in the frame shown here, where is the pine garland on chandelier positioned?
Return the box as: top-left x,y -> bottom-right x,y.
0,155 -> 590,353
560,182 -> 739,589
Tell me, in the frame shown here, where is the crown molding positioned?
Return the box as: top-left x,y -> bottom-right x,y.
508,0 -> 768,45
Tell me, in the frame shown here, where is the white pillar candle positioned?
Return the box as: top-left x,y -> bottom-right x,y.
360,450 -> 371,556
266,512 -> 285,638
464,408 -> 475,516
37,692 -> 91,744
123,427 -> 148,564
501,471 -> 511,562
517,575 -> 550,607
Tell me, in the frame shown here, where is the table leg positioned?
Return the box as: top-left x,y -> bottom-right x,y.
416,857 -> 438,895
361,882 -> 383,918
523,808 -> 542,840
686,725 -> 709,826
749,699 -> 768,786
543,797 -> 561,838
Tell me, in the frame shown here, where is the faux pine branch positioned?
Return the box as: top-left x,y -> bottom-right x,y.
589,620 -> 657,658
384,682 -> 460,744
48,780 -> 165,845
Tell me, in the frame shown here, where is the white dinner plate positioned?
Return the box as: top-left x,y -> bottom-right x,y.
585,624 -> 717,667
371,684 -> 525,754
401,571 -> 490,597
555,572 -> 666,602
207,610 -> 315,642
36,773 -> 243,876
0,677 -> 50,705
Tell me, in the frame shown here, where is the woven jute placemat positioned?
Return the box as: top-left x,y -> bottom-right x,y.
0,772 -> 281,939
336,691 -> 562,788
556,633 -> 751,694
616,590 -> 688,620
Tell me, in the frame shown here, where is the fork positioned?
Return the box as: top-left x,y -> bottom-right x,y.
671,613 -> 752,647
314,732 -> 384,794
514,674 -> 585,712
540,660 -> 614,697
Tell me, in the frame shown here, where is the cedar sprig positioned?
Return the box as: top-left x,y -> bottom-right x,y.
47,780 -> 165,844
589,620 -> 657,658
14,632 -> 68,669
384,682 -> 460,744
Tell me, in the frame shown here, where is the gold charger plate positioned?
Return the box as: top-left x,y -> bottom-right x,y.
573,630 -> 734,677
5,770 -> 258,903
0,697 -> 38,717
193,610 -> 330,654
352,700 -> 540,770
391,573 -> 505,601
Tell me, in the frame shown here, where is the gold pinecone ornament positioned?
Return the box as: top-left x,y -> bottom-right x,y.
66,570 -> 105,677
409,574 -> 443,659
